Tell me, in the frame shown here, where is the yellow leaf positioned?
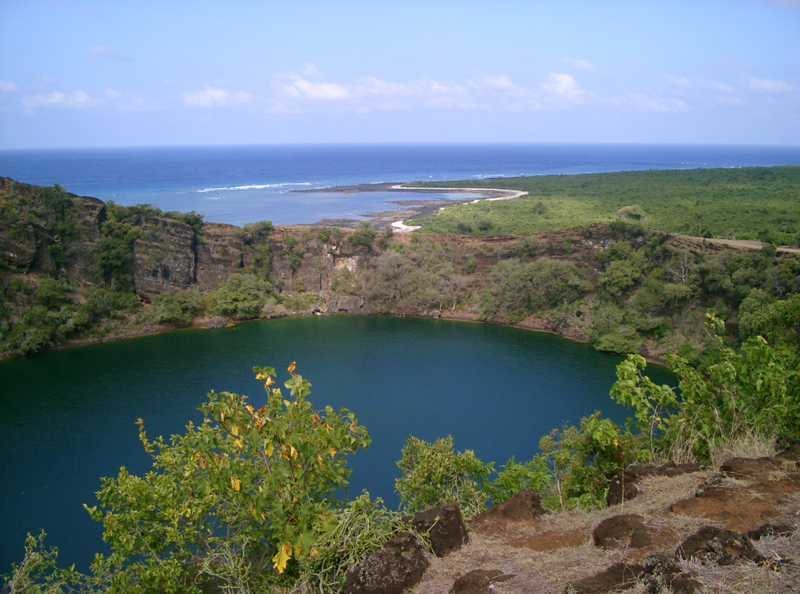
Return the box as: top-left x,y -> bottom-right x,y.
220,411 -> 225,422
311,546 -> 319,558
317,453 -> 323,468
260,511 -> 266,521
290,445 -> 298,459
283,400 -> 291,408
265,442 -> 274,457
287,361 -> 296,374
272,543 -> 292,574
281,444 -> 289,460
234,438 -> 243,449
265,376 -> 275,387
329,447 -> 337,459
255,372 -> 265,380
231,424 -> 239,437
245,404 -> 255,415
230,477 -> 241,491
294,545 -> 302,557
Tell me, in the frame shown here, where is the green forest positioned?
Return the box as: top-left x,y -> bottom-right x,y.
408,166 -> 800,245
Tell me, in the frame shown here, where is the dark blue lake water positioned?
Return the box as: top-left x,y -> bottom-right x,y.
0,316 -> 677,573
1,143 -> 798,226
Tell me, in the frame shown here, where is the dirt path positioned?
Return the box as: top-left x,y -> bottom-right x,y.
674,233 -> 800,254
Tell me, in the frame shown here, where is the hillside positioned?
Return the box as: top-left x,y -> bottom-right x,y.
2,174 -> 799,365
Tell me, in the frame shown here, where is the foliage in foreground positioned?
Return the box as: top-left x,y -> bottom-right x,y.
395,435 -> 494,519
4,304 -> 799,591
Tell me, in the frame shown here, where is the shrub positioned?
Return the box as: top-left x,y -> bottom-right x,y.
395,435 -> 493,518
484,455 -> 551,505
539,413 -> 643,510
145,289 -> 205,325
205,273 -> 272,320
348,222 -> 376,250
84,363 -> 371,591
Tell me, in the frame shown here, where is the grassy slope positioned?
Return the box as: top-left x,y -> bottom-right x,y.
407,166 -> 800,244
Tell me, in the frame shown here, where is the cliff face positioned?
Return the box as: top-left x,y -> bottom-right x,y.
133,217 -> 197,300
0,177 -> 104,284
195,223 -> 246,292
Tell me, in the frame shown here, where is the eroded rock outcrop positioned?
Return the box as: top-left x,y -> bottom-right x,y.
676,526 -> 763,566
410,502 -> 469,558
592,513 -> 653,550
134,217 -> 196,300
345,533 -> 429,594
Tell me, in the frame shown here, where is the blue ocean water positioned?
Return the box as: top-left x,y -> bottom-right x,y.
1,143 -> 799,226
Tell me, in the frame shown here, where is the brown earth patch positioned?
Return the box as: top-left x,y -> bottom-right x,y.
411,448 -> 800,594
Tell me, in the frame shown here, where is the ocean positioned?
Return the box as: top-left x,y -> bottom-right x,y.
1,143 -> 799,226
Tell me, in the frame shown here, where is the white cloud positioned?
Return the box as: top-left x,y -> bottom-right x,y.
623,92 -> 688,112
540,73 -> 585,103
105,88 -> 163,111
709,81 -> 735,93
87,45 -> 129,60
665,74 -> 691,86
23,90 -> 92,109
183,86 -> 252,107
745,75 -> 792,93
0,80 -> 18,93
282,75 -> 350,100
301,62 -> 319,77
473,74 -> 520,91
563,58 -> 597,72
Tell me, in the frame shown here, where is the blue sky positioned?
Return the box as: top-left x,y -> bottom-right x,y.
0,0 -> 798,148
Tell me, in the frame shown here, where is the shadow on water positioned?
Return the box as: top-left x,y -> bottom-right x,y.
0,315 -> 676,572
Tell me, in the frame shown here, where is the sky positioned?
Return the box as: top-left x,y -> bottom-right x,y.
0,0 -> 798,149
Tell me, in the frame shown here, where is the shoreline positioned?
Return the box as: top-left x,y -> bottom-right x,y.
2,308 -> 668,369
303,182 -> 528,231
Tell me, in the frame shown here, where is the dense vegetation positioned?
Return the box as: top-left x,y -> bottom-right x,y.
2,170 -> 799,591
409,166 -> 800,245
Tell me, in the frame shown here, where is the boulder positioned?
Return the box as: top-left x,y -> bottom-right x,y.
592,514 -> 652,549
472,489 -> 547,523
411,502 -> 469,558
745,522 -> 795,541
566,562 -> 644,593
451,569 -> 515,594
345,533 -> 429,594
567,555 -> 699,594
676,526 -> 764,566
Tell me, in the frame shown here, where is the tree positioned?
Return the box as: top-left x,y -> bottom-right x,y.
84,363 -> 371,592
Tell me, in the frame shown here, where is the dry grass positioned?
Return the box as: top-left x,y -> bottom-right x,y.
409,460 -> 800,594
708,433 -> 779,468
680,529 -> 800,594
411,533 -> 639,594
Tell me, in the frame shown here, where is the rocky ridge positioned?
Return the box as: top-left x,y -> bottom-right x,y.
402,445 -> 800,594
